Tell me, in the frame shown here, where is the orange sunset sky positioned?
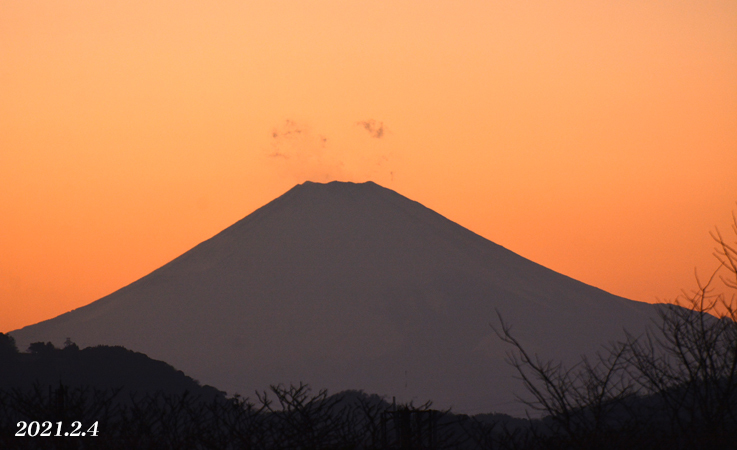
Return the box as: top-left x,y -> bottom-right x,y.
1,1 -> 736,333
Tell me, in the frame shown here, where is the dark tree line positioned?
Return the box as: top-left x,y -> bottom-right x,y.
1,382 -> 485,450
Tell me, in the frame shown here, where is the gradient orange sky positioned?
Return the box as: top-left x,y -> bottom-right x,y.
2,1 -> 736,333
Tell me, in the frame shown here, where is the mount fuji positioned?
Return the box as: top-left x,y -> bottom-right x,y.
11,181 -> 661,414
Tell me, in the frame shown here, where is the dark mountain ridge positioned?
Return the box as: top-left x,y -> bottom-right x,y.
0,335 -> 223,401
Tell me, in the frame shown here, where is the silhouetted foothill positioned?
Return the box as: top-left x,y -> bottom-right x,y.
0,333 -> 18,355
0,333 -> 19,366
0,341 -> 224,402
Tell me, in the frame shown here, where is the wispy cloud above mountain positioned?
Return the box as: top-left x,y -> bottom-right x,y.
266,119 -> 393,183
357,119 -> 385,139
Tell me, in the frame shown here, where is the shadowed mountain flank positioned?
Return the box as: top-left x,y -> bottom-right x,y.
11,181 -> 660,414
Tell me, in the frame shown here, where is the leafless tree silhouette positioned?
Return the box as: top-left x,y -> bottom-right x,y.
494,209 -> 737,450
